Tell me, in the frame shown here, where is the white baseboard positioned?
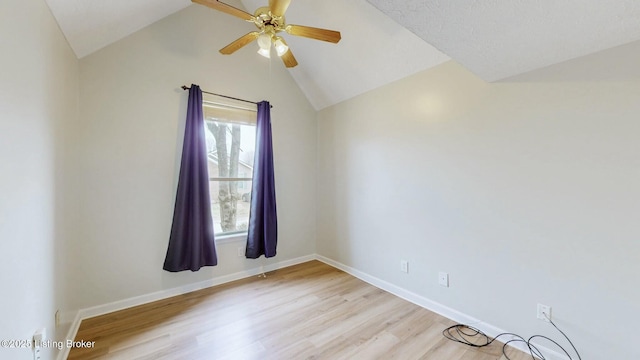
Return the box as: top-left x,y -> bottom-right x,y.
315,255 -> 567,360
57,254 -> 314,360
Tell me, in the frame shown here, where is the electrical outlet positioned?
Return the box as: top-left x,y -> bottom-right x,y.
33,328 -> 45,359
400,260 -> 409,273
537,303 -> 551,322
33,328 -> 45,342
438,272 -> 449,287
237,247 -> 244,257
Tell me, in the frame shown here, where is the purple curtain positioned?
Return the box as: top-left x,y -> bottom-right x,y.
163,84 -> 218,272
246,101 -> 278,258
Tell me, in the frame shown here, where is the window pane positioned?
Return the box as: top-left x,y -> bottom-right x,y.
204,118 -> 255,236
210,180 -> 252,235
204,120 -> 255,178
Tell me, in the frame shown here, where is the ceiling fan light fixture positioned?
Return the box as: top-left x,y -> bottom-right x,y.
257,33 -> 272,50
257,47 -> 271,58
257,32 -> 272,58
274,37 -> 289,57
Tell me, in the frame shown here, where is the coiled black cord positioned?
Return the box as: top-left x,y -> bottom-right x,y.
442,313 -> 581,360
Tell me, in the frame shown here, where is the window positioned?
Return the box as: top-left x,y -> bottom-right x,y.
203,100 -> 256,237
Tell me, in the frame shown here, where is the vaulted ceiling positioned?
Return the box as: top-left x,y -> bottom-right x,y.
44,0 -> 640,109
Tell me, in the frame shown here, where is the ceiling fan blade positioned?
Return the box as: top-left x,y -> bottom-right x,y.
280,48 -> 298,68
192,0 -> 254,21
220,32 -> 260,54
285,25 -> 341,43
269,0 -> 291,17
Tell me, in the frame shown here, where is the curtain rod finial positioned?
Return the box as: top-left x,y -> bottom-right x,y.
181,85 -> 189,91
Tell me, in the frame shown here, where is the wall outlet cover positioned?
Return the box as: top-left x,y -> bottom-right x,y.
537,303 -> 552,322
400,260 -> 409,273
438,272 -> 449,287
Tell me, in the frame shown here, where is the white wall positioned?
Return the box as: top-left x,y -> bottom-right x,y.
69,2 -> 317,312
317,51 -> 640,358
0,0 -> 79,359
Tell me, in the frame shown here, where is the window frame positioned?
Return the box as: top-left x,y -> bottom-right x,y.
202,98 -> 257,241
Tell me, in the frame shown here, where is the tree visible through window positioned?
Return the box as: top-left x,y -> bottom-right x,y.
204,104 -> 256,237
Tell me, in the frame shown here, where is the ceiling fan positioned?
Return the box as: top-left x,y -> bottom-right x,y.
192,0 -> 341,68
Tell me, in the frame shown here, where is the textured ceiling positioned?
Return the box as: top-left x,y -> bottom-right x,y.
44,0 -> 640,109
366,0 -> 640,81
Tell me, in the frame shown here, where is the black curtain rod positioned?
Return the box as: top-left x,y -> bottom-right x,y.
181,85 -> 272,108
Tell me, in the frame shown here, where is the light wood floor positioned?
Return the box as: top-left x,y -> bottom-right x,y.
69,261 -> 530,360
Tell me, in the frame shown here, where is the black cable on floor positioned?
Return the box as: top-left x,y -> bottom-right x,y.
442,312 -> 581,360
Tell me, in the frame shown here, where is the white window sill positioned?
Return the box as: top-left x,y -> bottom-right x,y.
215,233 -> 247,244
